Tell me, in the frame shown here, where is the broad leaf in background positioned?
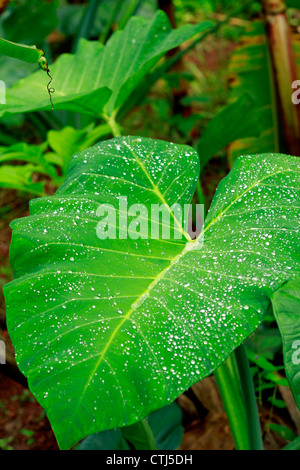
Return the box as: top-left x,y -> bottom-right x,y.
77,402 -> 183,450
196,93 -> 262,171
0,57 -> 37,89
271,278 -> 300,410
4,137 -> 300,449
46,126 -> 94,175
227,21 -> 279,165
245,327 -> 282,361
57,0 -> 155,40
45,124 -> 112,174
0,11 -> 212,118
0,0 -> 58,44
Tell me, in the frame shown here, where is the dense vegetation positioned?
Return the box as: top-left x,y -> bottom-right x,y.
0,0 -> 300,451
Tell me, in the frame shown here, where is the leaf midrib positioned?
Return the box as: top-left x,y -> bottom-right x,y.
122,140 -> 192,242
81,169 -> 291,368
61,166 -> 293,442
202,168 -> 293,236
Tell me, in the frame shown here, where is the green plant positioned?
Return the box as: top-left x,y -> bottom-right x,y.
4,135 -> 300,449
0,436 -> 13,450
0,12 -> 212,121
20,429 -> 35,446
0,125 -> 112,195
0,10 -> 214,196
1,1 -> 300,453
227,2 -> 300,164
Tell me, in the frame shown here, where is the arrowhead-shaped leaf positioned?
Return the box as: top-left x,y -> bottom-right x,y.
0,11 -> 212,117
4,137 -> 300,449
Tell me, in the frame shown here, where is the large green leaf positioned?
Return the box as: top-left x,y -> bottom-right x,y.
271,278 -> 300,410
0,11 -> 211,118
4,137 -> 300,449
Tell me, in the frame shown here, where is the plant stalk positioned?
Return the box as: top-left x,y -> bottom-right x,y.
102,113 -> 121,137
214,355 -> 250,450
234,343 -> 264,450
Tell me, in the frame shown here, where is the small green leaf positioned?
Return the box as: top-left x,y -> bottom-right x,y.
282,435 -> 300,450
0,38 -> 44,64
264,372 -> 289,387
246,348 -> 279,371
20,429 -> 34,437
0,164 -> 46,195
267,397 -> 286,409
267,423 -> 296,441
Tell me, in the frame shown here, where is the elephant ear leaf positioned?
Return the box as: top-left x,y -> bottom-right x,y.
0,11 -> 212,117
271,278 -> 300,411
4,137 -> 300,450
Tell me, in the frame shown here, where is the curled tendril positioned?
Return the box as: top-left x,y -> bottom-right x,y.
38,55 -> 55,109
46,69 -> 55,110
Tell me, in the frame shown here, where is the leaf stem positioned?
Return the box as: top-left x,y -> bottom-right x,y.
214,355 -> 250,450
234,343 -> 264,450
102,113 -> 122,137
